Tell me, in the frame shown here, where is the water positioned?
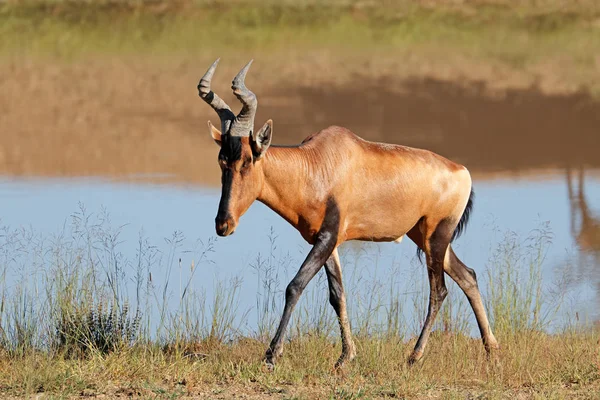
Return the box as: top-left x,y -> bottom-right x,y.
2,70 -> 600,339
1,169 -> 598,337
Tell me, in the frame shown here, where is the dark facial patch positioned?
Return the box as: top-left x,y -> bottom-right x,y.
217,167 -> 234,221
220,135 -> 243,163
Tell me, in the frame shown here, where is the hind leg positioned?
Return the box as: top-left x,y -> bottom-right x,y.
444,247 -> 499,352
407,220 -> 451,364
324,249 -> 356,369
408,225 -> 499,357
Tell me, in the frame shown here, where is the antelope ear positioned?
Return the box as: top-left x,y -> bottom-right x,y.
208,121 -> 222,147
251,119 -> 272,159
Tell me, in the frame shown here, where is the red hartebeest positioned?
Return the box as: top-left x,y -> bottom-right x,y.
198,59 -> 499,369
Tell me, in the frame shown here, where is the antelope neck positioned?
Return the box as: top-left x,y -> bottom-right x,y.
257,146 -> 310,229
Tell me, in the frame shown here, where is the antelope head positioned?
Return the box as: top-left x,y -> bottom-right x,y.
198,59 -> 273,237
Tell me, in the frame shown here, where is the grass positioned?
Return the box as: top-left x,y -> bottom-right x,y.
3,0 -> 599,58
2,332 -> 598,398
0,205 -> 598,398
1,0 -> 600,95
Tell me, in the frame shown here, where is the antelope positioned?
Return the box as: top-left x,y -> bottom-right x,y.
197,59 -> 499,369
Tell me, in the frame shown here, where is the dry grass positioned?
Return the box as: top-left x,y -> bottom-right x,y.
0,208 -> 597,398
0,330 -> 598,399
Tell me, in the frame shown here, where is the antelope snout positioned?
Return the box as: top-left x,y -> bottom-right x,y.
215,216 -> 236,237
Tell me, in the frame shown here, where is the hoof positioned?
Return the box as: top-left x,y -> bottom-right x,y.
484,336 -> 500,352
334,354 -> 355,371
485,340 -> 501,360
263,359 -> 275,372
487,342 -> 501,351
407,351 -> 423,366
334,345 -> 357,370
263,347 -> 280,372
485,344 -> 501,367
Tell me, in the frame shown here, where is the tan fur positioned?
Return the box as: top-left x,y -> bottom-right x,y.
253,126 -> 471,246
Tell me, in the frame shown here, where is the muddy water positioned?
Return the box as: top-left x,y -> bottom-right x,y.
1,71 -> 600,336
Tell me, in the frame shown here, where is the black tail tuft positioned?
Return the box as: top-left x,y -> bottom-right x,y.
416,247 -> 424,263
415,188 -> 475,263
451,187 -> 475,243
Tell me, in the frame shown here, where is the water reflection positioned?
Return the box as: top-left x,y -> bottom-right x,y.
567,166 -> 600,258
564,166 -> 600,315
260,78 -> 600,175
4,65 -> 600,185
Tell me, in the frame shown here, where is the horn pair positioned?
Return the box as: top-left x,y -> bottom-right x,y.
198,59 -> 257,138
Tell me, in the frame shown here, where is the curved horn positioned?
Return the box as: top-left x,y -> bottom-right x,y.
198,58 -> 235,132
230,60 -> 258,137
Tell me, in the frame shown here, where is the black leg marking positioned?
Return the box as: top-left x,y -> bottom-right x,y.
264,197 -> 340,367
409,219 -> 453,364
325,250 -> 356,368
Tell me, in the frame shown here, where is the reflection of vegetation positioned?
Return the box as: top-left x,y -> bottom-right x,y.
1,1 -> 600,93
0,204 -> 597,397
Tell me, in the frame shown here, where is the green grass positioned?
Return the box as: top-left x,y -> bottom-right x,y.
2,0 -> 600,96
1,0 -> 599,63
0,204 -> 597,398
